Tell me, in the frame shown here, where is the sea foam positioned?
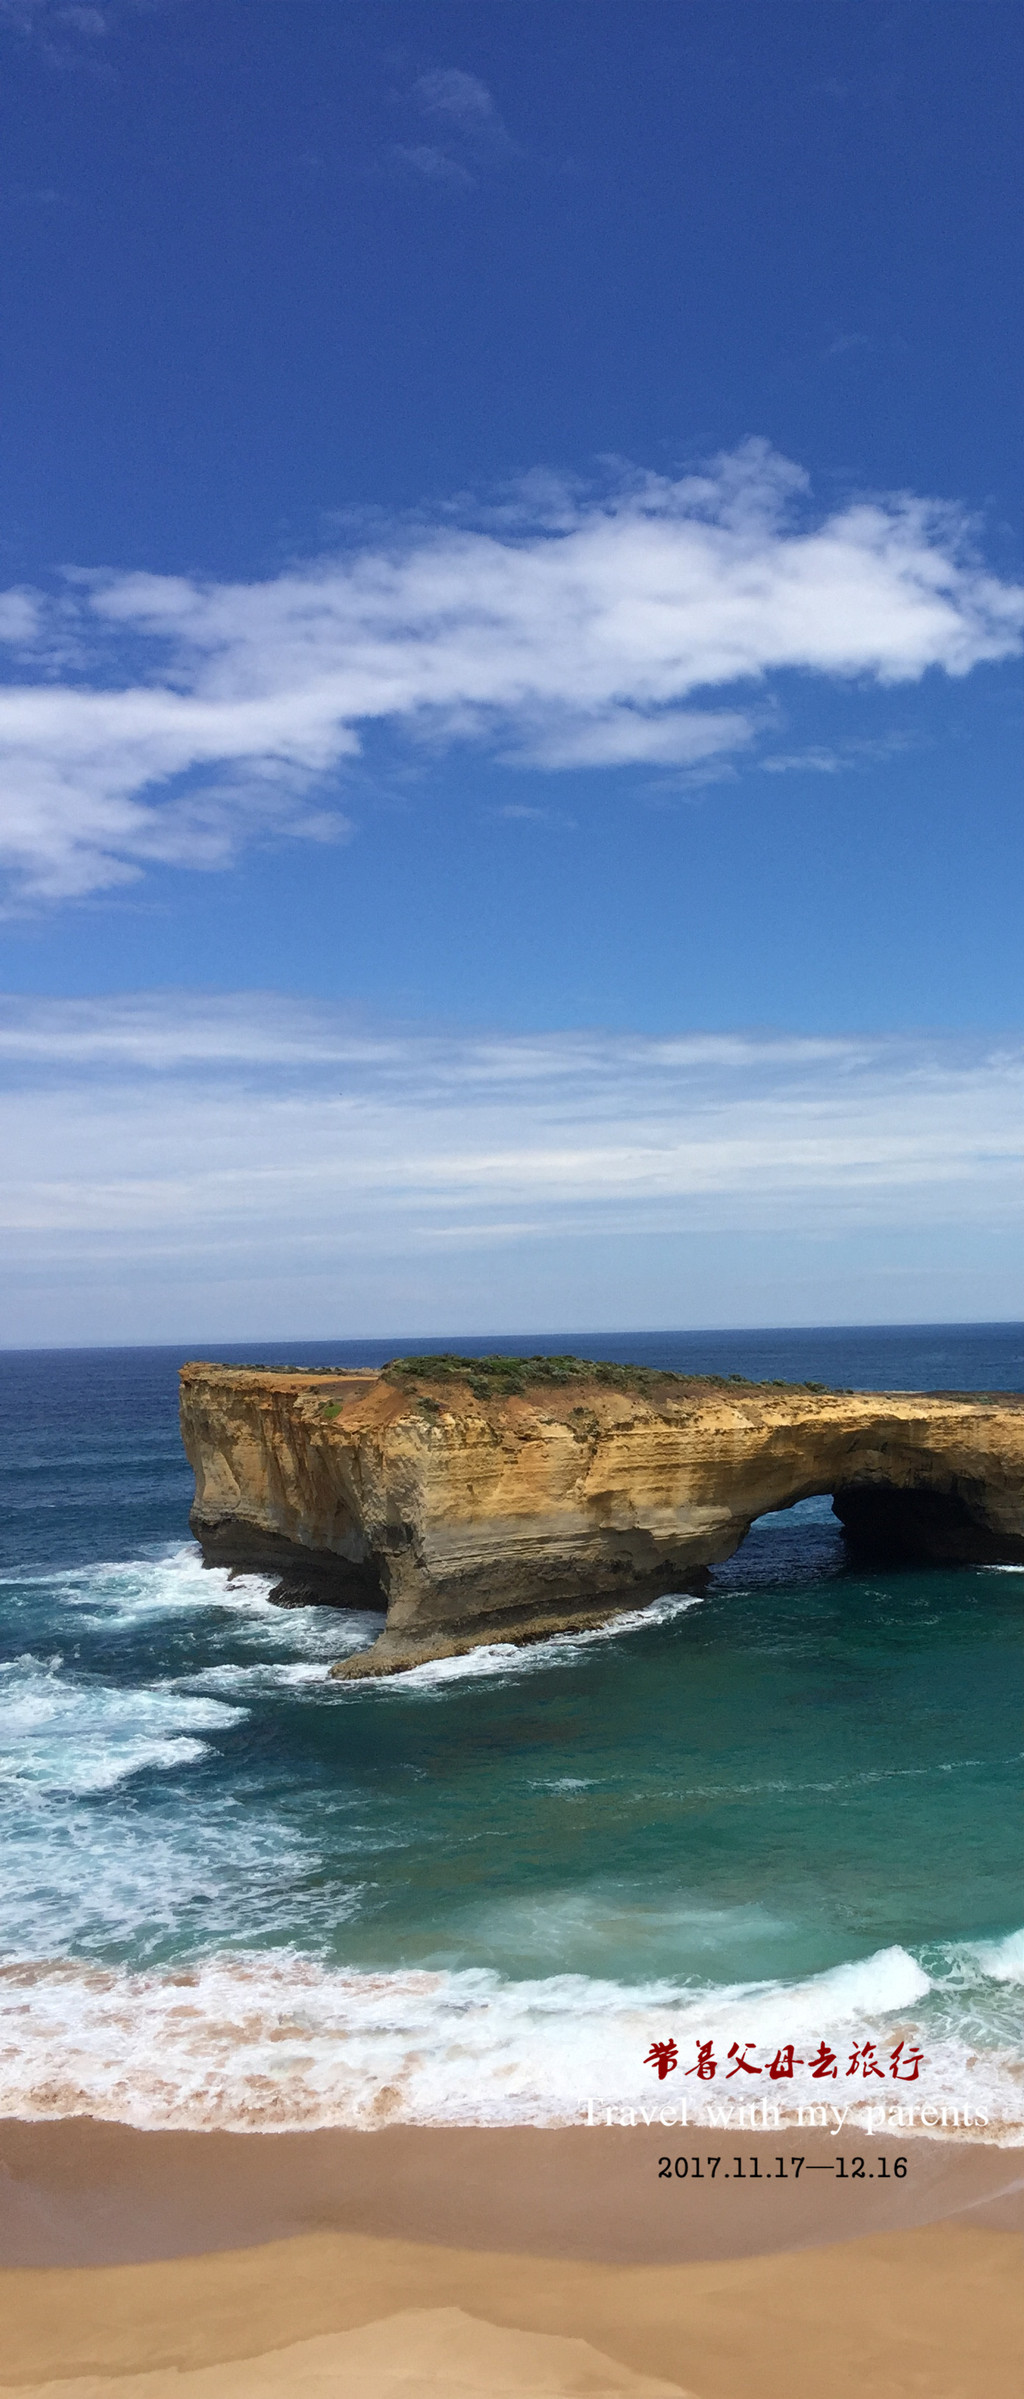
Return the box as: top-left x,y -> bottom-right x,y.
1,1539 -> 1020,2141
0,1938 -> 1019,2139
363,1592 -> 708,1693
0,1652 -> 246,1795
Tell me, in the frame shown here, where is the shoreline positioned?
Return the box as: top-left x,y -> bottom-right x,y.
1,2121 -> 1022,2395
6,1931 -> 1020,2137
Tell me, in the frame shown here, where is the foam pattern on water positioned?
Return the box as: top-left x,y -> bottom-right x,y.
0,1652 -> 245,1794
0,1938 -> 1019,2137
364,1593 -> 708,1692
0,1464 -> 1021,2145
3,1542 -> 380,1653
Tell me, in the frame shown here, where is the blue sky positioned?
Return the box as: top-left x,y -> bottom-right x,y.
0,0 -> 1021,1341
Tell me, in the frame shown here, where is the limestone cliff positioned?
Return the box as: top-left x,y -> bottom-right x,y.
179,1357 -> 1024,1677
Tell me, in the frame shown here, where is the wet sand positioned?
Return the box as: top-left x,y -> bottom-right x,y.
1,2121 -> 1022,2396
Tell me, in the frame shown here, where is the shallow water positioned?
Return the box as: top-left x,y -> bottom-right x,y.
1,1329 -> 1022,2132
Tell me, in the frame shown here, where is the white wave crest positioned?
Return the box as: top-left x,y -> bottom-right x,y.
0,1941 -> 1017,2137
8,1543 -> 274,1623
776,1945 -> 933,2021
178,1659 -> 334,1694
0,1653 -> 246,1795
18,1539 -> 372,1638
967,1928 -> 1024,1984
365,1593 -> 707,1694
9,1542 -> 385,1686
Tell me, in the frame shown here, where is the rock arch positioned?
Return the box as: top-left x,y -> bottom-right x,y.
179,1362 -> 1024,1676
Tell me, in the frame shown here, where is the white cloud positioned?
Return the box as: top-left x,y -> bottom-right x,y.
388,143 -> 475,188
0,993 -> 1020,1340
0,1 -> 107,31
0,0 -> 114,66
0,590 -> 42,645
0,441 -> 1021,906
55,4 -> 107,31
392,67 -> 520,181
413,68 -> 504,130
759,731 -> 914,776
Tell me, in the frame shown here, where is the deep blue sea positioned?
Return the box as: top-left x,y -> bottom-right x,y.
1,1327 -> 1022,2135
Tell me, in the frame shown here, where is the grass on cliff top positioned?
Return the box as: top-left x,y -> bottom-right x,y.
382,1353 -> 832,1401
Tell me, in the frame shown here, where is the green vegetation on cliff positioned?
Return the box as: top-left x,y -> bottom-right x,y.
383,1352 -> 664,1400
382,1352 -> 832,1401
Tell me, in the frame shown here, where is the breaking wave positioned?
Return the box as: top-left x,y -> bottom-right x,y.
367,1593 -> 708,1693
0,1935 -> 1020,2137
0,1652 -> 245,1796
1,1534 -> 1021,2142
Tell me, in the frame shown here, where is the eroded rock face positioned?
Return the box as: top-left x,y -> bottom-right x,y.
178,1362 -> 1024,1677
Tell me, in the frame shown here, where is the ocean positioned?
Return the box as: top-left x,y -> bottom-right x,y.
1,1326 -> 1022,2139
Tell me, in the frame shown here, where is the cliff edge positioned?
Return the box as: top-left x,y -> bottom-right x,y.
178,1356 -> 1024,1678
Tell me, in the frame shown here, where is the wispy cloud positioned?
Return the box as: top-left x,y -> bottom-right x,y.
1,0 -> 109,31
54,4 -> 107,30
492,802 -> 577,828
759,731 -> 915,776
412,68 -> 520,159
389,67 -> 521,187
0,441 -> 1021,908
0,591 -> 42,646
0,0 -> 113,69
387,142 -> 475,189
2,988 -> 1016,1333
0,995 -> 1020,1340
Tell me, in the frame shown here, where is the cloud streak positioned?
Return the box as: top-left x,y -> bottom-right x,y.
0,994 -> 1020,1341
0,442 -> 1021,905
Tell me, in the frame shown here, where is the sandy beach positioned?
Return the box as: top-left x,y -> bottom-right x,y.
1,2120 -> 1022,2397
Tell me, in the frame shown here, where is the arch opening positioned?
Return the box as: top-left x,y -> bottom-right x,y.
831,1481 -> 1013,1566
730,1479 -> 1018,1573
715,1492 -> 844,1591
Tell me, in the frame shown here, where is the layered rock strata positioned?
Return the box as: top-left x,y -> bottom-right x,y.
179,1360 -> 1024,1678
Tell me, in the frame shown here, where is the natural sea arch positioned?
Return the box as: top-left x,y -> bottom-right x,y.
179,1364 -> 1024,1674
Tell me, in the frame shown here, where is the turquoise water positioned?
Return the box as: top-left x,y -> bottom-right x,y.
1,1330 -> 1022,2131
